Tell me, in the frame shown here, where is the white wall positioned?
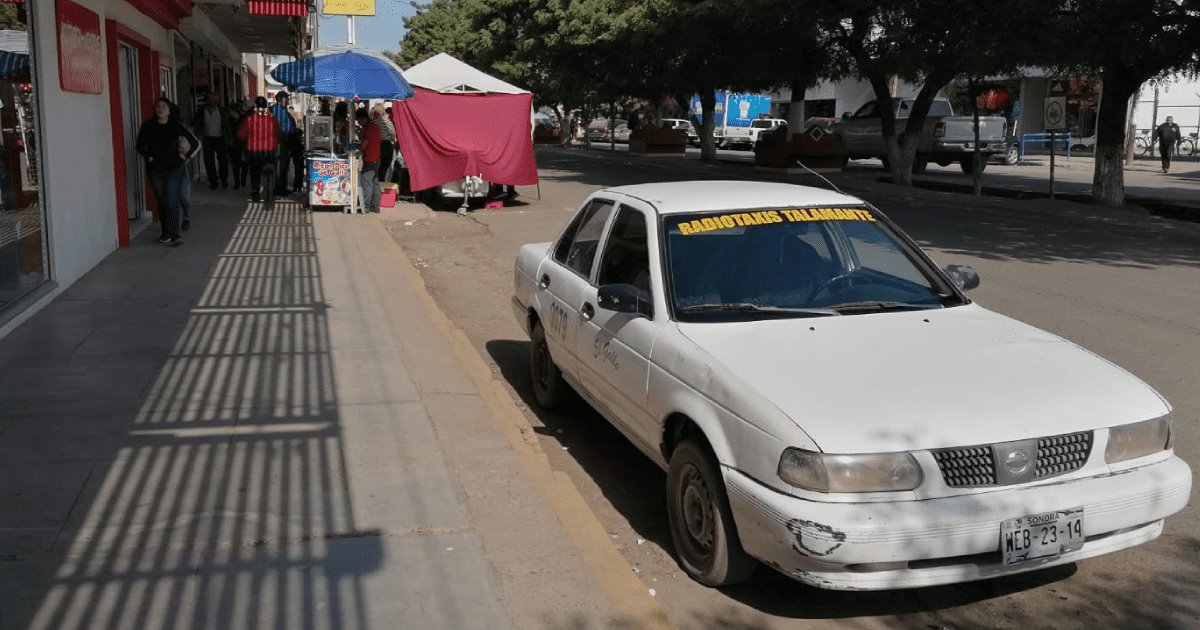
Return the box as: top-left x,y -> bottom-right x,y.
1,0 -> 172,337
1135,76 -> 1200,136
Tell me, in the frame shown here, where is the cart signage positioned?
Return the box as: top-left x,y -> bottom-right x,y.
309,159 -> 352,206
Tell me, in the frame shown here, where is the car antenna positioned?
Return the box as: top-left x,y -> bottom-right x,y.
793,159 -> 846,195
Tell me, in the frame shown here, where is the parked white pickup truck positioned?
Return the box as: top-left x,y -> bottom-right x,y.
722,118 -> 787,150
831,98 -> 1006,173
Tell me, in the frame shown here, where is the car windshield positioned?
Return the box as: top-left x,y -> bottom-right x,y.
664,207 -> 959,321
750,120 -> 776,128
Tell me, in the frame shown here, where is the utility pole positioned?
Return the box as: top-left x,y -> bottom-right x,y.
347,16 -> 355,45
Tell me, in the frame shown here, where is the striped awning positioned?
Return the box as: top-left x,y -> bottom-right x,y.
247,0 -> 309,17
0,50 -> 28,79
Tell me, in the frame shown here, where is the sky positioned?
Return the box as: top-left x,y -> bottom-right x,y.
317,0 -> 416,54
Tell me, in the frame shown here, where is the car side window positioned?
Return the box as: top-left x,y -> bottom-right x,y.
597,207 -> 652,309
556,199 -> 616,277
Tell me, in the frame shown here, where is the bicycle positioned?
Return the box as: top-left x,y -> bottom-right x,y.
1178,132 -> 1198,157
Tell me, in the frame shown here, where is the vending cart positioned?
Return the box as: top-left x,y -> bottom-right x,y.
305,115 -> 356,209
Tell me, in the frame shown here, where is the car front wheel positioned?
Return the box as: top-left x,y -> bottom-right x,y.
530,320 -> 567,410
666,439 -> 757,586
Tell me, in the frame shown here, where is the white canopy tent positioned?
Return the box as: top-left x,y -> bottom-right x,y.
402,53 -> 529,95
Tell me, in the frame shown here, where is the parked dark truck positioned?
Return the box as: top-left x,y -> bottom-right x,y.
831,97 -> 1007,174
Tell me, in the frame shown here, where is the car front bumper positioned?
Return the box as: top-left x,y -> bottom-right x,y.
724,454 -> 1191,590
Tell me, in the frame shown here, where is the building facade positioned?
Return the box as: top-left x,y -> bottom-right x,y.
0,0 -> 310,339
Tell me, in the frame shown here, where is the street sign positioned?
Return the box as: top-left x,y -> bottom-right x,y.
1012,100 -> 1022,120
1043,97 -> 1066,130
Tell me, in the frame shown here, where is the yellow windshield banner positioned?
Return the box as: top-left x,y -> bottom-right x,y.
676,207 -> 875,236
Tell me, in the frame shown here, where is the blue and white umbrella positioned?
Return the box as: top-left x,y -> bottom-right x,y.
270,49 -> 414,100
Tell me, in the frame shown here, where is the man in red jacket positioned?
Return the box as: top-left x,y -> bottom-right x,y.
236,96 -> 282,205
357,107 -> 383,213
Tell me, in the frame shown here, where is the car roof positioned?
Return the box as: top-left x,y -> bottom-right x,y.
601,181 -> 866,215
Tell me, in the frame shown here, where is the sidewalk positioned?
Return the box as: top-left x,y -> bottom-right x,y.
0,188 -> 664,629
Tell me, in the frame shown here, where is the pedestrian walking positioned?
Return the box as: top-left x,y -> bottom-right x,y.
135,97 -> 198,247
195,92 -> 229,189
228,99 -> 251,189
355,108 -> 382,214
237,96 -> 282,206
288,105 -> 306,192
1156,116 -> 1182,173
271,91 -> 297,195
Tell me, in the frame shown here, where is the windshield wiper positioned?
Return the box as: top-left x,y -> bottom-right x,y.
828,301 -> 942,313
677,302 -> 839,317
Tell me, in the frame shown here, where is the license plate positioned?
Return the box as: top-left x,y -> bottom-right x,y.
1001,508 -> 1085,565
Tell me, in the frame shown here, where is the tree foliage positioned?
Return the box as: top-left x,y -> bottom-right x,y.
1048,0 -> 1200,206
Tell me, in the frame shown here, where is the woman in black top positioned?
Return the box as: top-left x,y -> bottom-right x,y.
135,97 -> 198,245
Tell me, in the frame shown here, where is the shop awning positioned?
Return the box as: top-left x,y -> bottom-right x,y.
247,0 -> 310,17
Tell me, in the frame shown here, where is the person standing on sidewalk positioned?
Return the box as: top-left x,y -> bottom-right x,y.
1156,116 -> 1181,173
196,92 -> 229,189
237,96 -> 282,206
136,97 -> 198,246
289,105 -> 306,192
272,91 -> 297,196
371,104 -> 396,184
356,107 -> 382,214
228,99 -> 251,189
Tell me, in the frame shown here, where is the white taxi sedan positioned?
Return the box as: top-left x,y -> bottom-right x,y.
510,181 -> 1191,590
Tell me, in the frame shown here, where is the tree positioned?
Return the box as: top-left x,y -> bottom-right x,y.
390,0 -> 488,69
1049,0 -> 1200,207
826,0 -> 1055,185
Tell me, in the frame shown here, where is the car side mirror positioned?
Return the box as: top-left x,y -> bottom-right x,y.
597,283 -> 651,317
841,112 -> 851,121
944,264 -> 981,291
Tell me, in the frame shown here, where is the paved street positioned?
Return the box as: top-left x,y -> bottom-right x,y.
0,146 -> 1197,629
387,146 -> 1200,629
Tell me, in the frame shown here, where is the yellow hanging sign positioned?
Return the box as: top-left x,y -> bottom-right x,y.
323,0 -> 376,16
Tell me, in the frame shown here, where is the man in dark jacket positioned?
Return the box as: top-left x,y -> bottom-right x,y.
1156,116 -> 1181,173
195,92 -> 229,188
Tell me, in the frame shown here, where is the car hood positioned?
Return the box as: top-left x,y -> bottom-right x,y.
675,304 -> 1168,453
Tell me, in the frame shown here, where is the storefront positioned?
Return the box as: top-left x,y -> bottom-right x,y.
0,0 -> 306,338
0,1 -> 47,315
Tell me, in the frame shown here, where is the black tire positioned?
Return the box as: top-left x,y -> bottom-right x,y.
530,320 -> 567,410
666,440 -> 757,587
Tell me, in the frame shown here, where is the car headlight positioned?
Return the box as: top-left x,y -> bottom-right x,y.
1105,416 -> 1173,463
778,448 -> 923,493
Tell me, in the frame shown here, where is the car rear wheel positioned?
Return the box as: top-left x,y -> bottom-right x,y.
667,440 -> 757,586
1005,144 -> 1019,165
530,320 -> 567,410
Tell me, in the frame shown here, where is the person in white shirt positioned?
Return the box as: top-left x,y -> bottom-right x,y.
195,92 -> 229,189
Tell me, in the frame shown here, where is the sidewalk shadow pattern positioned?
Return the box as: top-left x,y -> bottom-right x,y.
14,201 -> 379,629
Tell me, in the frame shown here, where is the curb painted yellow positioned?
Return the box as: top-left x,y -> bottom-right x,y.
369,218 -> 674,629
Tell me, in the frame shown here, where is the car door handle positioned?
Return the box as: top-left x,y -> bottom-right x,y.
538,274 -> 551,289
581,302 -> 595,320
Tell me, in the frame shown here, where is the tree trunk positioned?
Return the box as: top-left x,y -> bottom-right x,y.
971,77 -> 982,196
1094,71 -> 1138,207
699,90 -> 717,164
555,104 -> 572,147
786,76 -> 810,134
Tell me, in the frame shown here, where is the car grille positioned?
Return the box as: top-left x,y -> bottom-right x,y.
933,431 -> 1093,488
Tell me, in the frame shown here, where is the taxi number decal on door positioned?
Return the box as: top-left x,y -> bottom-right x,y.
548,301 -> 570,339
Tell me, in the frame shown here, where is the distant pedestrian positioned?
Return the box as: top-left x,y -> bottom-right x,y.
237,96 -> 282,205
288,105 -> 305,191
229,99 -> 252,189
195,92 -> 229,189
371,104 -> 396,183
626,111 -> 639,132
355,108 -> 382,214
1156,116 -> 1181,173
271,91 -> 296,195
136,97 -> 198,247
